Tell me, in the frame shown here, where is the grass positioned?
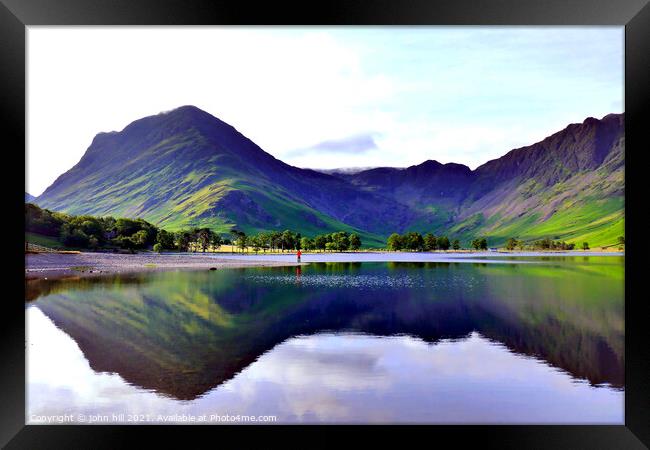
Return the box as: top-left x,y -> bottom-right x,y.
493,198 -> 624,247
443,197 -> 624,248
70,266 -> 94,272
25,232 -> 64,249
33,108 -> 625,253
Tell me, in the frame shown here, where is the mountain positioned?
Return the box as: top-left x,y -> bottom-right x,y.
35,106 -> 624,247
35,106 -> 414,246
337,160 -> 477,231
340,113 -> 624,246
315,167 -> 378,176
25,192 -> 35,203
452,113 -> 624,245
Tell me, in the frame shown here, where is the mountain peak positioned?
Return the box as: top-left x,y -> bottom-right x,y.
407,160 -> 472,175
417,159 -> 443,168
164,104 -> 213,119
112,105 -> 228,138
35,111 -> 624,247
171,104 -> 203,113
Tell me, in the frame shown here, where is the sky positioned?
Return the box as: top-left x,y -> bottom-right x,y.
27,26 -> 623,196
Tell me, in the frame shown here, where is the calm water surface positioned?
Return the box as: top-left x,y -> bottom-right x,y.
26,256 -> 624,424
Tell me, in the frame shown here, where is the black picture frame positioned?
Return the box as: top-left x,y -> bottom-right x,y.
3,0 -> 649,447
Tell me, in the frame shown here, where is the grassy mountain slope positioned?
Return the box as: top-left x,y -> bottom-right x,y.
36,106 -> 409,246
450,114 -> 624,246
343,113 -> 624,247
36,107 -> 624,247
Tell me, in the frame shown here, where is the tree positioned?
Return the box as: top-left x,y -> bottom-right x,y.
250,235 -> 262,253
617,236 -> 625,247
131,230 -> 149,248
88,236 -> 100,249
387,233 -> 403,251
210,234 -> 223,252
61,225 -> 89,248
438,236 -> 450,251
405,232 -> 424,251
230,230 -> 245,253
332,231 -> 350,251
471,237 -> 488,251
113,235 -> 136,251
79,218 -> 103,238
268,231 -> 281,252
153,243 -> 163,253
25,203 -> 65,236
582,241 -> 589,250
452,239 -> 460,250
156,229 -> 175,249
236,232 -> 248,253
115,218 -> 141,237
424,233 -> 437,251
281,230 -> 295,252
176,231 -> 192,252
300,237 -> 313,251
349,234 -> 361,251
195,228 -> 212,252
314,234 -> 327,252
505,238 -> 519,251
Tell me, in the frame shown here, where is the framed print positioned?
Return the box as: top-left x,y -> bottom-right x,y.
2,0 -> 649,447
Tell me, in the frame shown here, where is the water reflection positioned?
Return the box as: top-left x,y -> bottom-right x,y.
27,258 -> 624,423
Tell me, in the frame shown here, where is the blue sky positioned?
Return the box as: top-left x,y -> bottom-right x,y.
28,26 -> 623,195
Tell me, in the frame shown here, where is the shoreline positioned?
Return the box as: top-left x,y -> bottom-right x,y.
25,250 -> 623,281
25,252 -> 300,280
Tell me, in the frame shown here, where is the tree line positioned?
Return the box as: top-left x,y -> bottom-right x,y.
27,203 -> 621,253
229,230 -> 362,253
25,203 -> 224,252
25,203 -> 363,253
385,233 -> 606,252
387,232 -> 461,251
524,238 -> 576,250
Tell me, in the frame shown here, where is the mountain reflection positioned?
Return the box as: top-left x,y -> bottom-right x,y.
28,259 -> 624,400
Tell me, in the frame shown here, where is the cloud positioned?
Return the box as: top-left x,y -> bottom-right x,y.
287,133 -> 379,157
27,27 -> 623,194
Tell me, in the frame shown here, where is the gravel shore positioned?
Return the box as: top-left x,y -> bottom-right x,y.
25,252 -> 298,279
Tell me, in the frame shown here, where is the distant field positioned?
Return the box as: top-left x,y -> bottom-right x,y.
25,232 -> 64,249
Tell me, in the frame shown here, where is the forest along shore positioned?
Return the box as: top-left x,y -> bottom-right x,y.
25,252 -> 298,280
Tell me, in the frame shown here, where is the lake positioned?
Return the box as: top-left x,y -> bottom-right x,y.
26,255 -> 624,424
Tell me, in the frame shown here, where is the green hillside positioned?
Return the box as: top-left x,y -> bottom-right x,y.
35,106 -> 624,248
448,199 -> 623,248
